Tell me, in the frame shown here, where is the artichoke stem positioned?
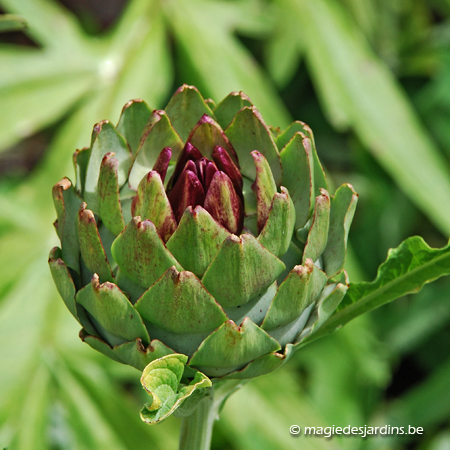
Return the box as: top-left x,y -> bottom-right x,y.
179,379 -> 245,450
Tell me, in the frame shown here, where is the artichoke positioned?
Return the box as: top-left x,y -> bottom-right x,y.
49,85 -> 357,425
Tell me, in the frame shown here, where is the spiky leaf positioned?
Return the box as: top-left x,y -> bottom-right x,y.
202,234 -> 285,308
189,318 -> 281,377
166,206 -> 230,278
226,107 -> 282,185
76,274 -> 150,347
140,354 -> 212,424
116,99 -> 152,154
111,218 -> 182,289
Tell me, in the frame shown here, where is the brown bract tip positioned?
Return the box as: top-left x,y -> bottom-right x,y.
301,122 -> 312,133
278,186 -> 289,198
291,265 -> 306,276
301,134 -> 311,150
239,91 -> 252,102
79,328 -> 88,341
346,183 -> 359,196
249,106 -> 264,122
139,219 -> 156,232
132,216 -> 144,230
198,114 -> 216,126
94,120 -> 109,134
342,270 -> 350,285
122,99 -> 144,112
303,258 -> 314,271
79,204 -> 95,222
319,188 -> 330,199
167,266 -> 182,285
53,177 -> 71,192
101,152 -> 116,164
178,84 -> 197,93
91,273 -> 100,287
48,246 -> 59,261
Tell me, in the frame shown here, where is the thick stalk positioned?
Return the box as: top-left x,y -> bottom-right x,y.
178,379 -> 245,450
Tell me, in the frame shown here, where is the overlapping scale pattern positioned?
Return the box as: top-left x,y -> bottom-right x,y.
49,85 -> 357,390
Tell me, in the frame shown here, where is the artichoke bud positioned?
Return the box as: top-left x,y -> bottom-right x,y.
49,85 -> 358,424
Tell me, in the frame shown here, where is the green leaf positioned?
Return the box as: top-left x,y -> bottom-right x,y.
78,204 -> 115,284
226,107 -> 282,185
202,234 -> 285,308
79,330 -> 124,365
166,206 -> 230,278
135,266 -> 227,356
114,339 -> 174,371
276,122 -> 327,197
116,99 -> 153,155
296,280 -> 348,344
52,177 -> 81,273
262,259 -> 327,332
76,274 -> 150,348
257,187 -> 296,258
164,84 -> 215,141
310,237 -> 450,342
279,132 -> 314,229
291,0 -> 450,235
74,146 -> 91,196
98,154 -> 126,236
220,347 -> 292,380
189,318 -> 281,377
48,247 -> 99,338
133,171 -> 177,243
140,354 -> 212,424
251,150 -> 277,233
322,183 -> 358,277
48,247 -> 77,319
84,121 -> 132,213
128,110 -> 183,190
302,190 -> 330,264
264,261 -> 328,347
111,217 -> 182,289
80,331 -> 174,371
299,123 -> 328,196
213,91 -> 253,129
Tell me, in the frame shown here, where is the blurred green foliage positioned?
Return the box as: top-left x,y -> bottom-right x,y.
1,0 -> 450,449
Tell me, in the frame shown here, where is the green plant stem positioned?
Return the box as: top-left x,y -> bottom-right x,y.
178,379 -> 245,450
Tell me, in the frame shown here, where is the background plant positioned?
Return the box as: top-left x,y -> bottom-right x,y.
1,0 -> 450,449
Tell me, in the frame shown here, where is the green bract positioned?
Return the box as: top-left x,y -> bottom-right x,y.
49,85 -> 357,424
